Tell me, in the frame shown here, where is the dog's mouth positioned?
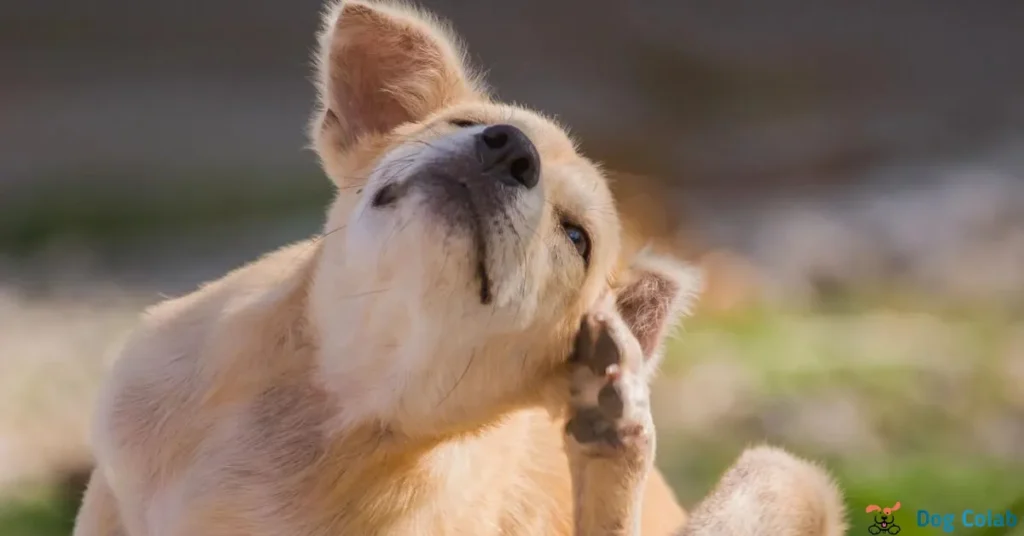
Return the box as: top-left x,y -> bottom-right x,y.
372,179 -> 494,305
463,184 -> 493,305
475,253 -> 492,304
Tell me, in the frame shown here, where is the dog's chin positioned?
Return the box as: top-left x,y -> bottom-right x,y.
349,177 -> 543,336
402,180 -> 538,307
429,219 -> 538,318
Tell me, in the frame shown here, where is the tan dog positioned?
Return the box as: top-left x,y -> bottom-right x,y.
72,1 -> 847,534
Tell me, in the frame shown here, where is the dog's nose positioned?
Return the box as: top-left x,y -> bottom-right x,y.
476,124 -> 540,189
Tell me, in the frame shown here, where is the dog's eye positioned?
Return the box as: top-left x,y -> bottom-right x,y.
562,222 -> 590,262
449,119 -> 479,128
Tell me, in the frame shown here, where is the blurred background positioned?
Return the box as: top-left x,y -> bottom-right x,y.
3,0 -> 1024,534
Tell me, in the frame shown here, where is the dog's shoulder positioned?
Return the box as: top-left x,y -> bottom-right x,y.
91,240 -> 322,482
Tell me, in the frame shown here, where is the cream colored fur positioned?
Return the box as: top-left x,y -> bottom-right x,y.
73,1 -> 848,535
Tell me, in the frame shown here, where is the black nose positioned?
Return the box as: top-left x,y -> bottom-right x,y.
476,124 -> 540,189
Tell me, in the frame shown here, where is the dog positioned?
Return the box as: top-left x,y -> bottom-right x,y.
866,502 -> 902,534
72,2 -> 848,534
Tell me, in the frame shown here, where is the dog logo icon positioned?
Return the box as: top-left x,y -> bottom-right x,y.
866,502 -> 901,534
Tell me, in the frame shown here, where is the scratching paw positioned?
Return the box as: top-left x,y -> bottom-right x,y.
564,307 -> 653,457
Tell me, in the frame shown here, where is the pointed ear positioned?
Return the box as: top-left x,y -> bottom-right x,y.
310,0 -> 484,152
615,252 -> 702,364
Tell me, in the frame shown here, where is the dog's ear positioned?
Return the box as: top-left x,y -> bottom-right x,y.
615,252 -> 701,366
866,505 -> 881,513
310,0 -> 484,153
890,502 -> 901,512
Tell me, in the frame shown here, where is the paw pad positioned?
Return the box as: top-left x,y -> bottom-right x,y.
565,312 -> 652,453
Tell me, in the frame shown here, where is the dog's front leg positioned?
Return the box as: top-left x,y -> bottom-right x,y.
563,310 -> 654,536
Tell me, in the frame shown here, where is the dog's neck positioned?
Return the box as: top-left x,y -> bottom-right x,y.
297,407 -> 543,534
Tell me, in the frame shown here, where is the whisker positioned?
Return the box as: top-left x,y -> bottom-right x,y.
309,224 -> 348,245
338,287 -> 392,300
439,348 -> 477,406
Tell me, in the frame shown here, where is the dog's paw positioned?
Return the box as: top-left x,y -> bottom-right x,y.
564,306 -> 653,458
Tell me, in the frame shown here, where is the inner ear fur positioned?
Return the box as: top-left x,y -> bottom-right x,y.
310,0 -> 486,159
615,252 -> 702,363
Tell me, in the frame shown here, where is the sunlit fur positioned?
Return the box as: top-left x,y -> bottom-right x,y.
73,1 -> 846,535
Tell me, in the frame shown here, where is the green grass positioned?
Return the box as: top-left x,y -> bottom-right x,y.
0,489 -> 77,536
657,306 -> 1024,534
658,448 -> 1024,535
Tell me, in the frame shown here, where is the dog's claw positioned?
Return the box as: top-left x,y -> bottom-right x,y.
565,309 -> 652,455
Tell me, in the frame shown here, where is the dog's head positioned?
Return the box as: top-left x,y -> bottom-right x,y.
308,1 -> 699,434
866,502 -> 900,524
